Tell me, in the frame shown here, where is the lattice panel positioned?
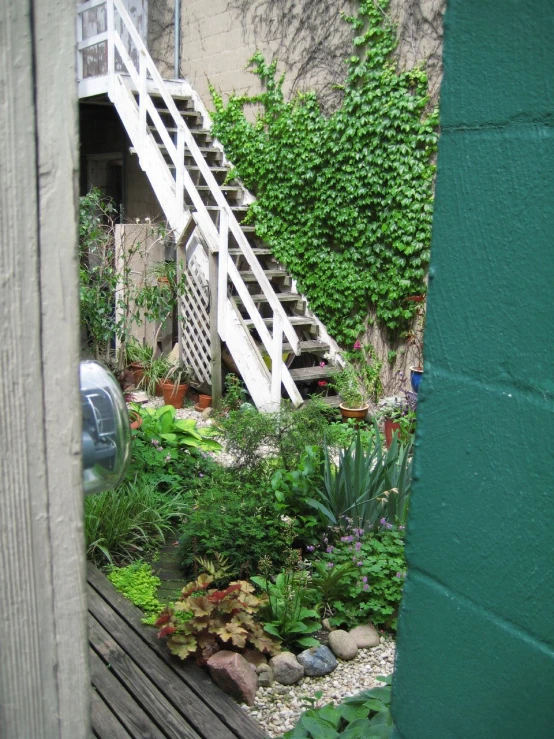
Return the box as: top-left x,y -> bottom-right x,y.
180,257 -> 212,385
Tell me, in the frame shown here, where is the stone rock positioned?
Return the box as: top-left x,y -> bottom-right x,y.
206,651 -> 258,706
297,645 -> 337,677
322,618 -> 333,632
257,665 -> 274,687
269,652 -> 305,685
243,649 -> 268,668
201,406 -> 213,420
349,624 -> 381,649
328,630 -> 358,660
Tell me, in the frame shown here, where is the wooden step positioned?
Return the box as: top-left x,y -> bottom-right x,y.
150,107 -> 200,121
244,316 -> 315,328
283,339 -> 330,353
228,248 -> 272,257
289,365 -> 338,381
318,394 -> 342,408
235,290 -> 298,303
239,269 -> 286,281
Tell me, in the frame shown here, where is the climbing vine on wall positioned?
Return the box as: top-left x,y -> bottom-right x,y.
211,0 -> 438,345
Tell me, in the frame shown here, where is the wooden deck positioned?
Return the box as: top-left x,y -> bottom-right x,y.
87,564 -> 268,739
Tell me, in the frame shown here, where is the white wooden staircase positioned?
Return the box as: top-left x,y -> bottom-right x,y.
77,0 -> 343,411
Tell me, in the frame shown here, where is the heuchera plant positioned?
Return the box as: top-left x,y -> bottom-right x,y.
156,573 -> 280,664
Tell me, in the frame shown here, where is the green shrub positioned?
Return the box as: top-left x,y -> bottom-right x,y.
178,470 -> 291,580
315,525 -> 406,630
107,562 -> 163,624
84,480 -> 188,565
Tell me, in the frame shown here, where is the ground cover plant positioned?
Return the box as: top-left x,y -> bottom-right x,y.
278,675 -> 394,738
107,562 -> 163,624
211,0 -> 437,343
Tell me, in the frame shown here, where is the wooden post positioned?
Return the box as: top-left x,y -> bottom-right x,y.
0,0 -> 90,737
209,250 -> 223,404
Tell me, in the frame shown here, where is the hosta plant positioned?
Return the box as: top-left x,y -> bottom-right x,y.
156,573 -> 280,664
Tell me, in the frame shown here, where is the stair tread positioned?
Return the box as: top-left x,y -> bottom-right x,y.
289,366 -> 338,381
228,248 -> 271,256
318,395 -> 342,408
245,316 -> 315,327
239,269 -> 286,280
151,107 -> 200,118
235,290 -> 298,302
284,339 -> 330,353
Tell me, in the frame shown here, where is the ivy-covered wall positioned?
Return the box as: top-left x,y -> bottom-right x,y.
392,0 -> 554,735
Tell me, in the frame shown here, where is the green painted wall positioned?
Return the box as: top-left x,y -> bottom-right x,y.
391,2 -> 554,737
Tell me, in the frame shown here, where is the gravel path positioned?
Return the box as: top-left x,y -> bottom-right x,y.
243,638 -> 395,737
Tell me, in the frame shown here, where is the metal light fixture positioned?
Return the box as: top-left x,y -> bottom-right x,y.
80,361 -> 131,495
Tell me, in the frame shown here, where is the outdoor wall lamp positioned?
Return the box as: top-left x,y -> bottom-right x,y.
80,361 -> 131,495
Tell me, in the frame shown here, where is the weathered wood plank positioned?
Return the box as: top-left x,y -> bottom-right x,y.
87,565 -> 268,739
89,649 -> 167,739
89,614 -> 203,739
88,590 -> 236,739
0,1 -> 89,737
289,365 -> 339,381
91,689 -> 133,739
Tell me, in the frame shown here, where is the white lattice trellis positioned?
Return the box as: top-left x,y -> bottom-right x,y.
180,257 -> 212,385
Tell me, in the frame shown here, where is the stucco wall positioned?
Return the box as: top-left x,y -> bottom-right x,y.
149,0 -> 444,113
391,1 -> 554,736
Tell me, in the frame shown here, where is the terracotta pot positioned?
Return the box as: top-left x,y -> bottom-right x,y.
128,361 -> 145,386
339,403 -> 369,425
162,382 -> 189,409
155,381 -> 164,397
384,418 -> 402,446
129,410 -> 143,430
194,394 -> 212,412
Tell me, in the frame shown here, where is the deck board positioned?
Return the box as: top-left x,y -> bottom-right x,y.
88,564 -> 268,739
91,689 -> 133,739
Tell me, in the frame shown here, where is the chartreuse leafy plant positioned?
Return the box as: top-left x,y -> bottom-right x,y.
279,675 -> 393,738
211,0 -> 437,343
135,404 -> 222,453
107,562 -> 163,625
156,574 -> 280,665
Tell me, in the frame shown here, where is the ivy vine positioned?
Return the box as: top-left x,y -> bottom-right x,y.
210,0 -> 438,345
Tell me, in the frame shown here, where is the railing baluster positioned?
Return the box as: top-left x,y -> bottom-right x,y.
175,125 -> 185,213
271,311 -> 283,406
107,0 -> 114,95
217,208 -> 229,341
139,50 -> 147,150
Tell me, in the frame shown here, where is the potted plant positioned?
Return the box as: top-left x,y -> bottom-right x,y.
406,297 -> 425,393
141,354 -> 172,397
161,363 -> 192,409
125,340 -> 154,386
377,395 -> 415,446
331,364 -> 369,423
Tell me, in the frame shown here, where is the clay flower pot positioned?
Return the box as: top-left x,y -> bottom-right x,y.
384,417 -> 402,446
194,394 -> 212,412
339,403 -> 369,425
162,382 -> 189,409
129,409 -> 143,430
128,361 -> 145,386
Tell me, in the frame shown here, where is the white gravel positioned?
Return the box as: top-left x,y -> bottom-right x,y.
242,638 -> 396,737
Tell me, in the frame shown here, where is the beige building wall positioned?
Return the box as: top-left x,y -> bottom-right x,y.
149,0 -> 444,113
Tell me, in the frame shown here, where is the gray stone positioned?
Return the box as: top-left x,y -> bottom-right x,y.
328,630 -> 358,660
206,650 -> 258,705
349,624 -> 381,649
269,652 -> 304,685
257,666 -> 274,687
322,618 -> 333,631
201,406 -> 213,420
297,645 -> 338,677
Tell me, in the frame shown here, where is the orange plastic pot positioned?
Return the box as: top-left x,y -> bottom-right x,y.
194,394 -> 212,412
128,361 -> 145,386
129,410 -> 143,430
161,382 -> 189,409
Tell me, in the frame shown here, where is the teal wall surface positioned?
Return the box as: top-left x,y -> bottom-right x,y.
391,1 -> 554,737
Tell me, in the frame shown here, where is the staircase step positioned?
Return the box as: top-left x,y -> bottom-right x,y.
239,269 -> 286,281
228,248 -> 272,257
151,107 -> 200,121
235,290 -> 298,302
289,366 -> 338,381
245,316 -> 316,328
318,395 -> 342,408
283,339 -> 330,353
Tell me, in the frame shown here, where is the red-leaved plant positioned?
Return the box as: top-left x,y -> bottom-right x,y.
156,573 -> 280,664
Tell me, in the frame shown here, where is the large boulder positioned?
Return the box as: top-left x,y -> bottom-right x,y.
269,652 -> 304,685
206,651 -> 258,706
349,624 -> 381,649
297,645 -> 337,677
328,630 -> 358,661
